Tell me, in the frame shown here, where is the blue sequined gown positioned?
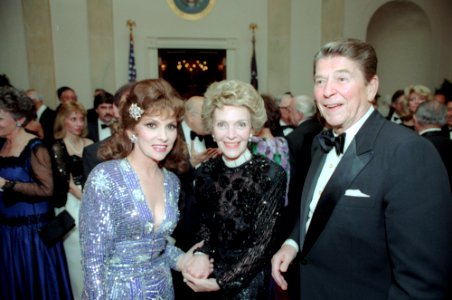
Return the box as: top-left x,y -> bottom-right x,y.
80,159 -> 184,300
0,138 -> 73,300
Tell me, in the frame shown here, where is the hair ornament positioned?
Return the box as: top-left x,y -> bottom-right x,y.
129,103 -> 144,120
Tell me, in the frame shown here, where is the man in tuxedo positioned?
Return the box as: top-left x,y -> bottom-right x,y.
26,89 -> 56,147
180,95 -> 218,167
271,39 -> 452,299
386,89 -> 404,124
82,83 -> 133,184
87,92 -> 114,143
443,98 -> 452,139
414,100 -> 452,189
277,92 -> 295,136
285,94 -> 324,232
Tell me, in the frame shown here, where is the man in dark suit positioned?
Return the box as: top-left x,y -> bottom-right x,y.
271,39 -> 452,299
87,92 -> 114,143
26,89 -> 56,147
414,100 -> 452,189
82,83 -> 133,185
282,94 -> 323,300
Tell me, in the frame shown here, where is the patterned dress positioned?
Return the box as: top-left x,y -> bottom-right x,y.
194,155 -> 287,299
80,159 -> 184,299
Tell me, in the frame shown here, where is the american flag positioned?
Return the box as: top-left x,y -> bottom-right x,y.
250,25 -> 258,90
250,45 -> 258,90
128,31 -> 137,82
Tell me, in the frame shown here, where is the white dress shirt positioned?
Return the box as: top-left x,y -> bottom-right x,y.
98,120 -> 112,141
284,107 -> 375,252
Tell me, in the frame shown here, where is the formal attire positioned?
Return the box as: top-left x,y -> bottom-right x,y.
386,111 -> 402,124
87,119 -> 111,143
0,138 -> 73,300
52,140 -> 85,298
279,120 -> 294,136
288,109 -> 452,299
420,128 -> 452,189
37,105 -> 56,147
442,124 -> 452,140
80,159 -> 184,299
81,140 -> 105,187
194,152 -> 286,299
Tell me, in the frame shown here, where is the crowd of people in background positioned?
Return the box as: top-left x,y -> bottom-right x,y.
1,38 -> 452,300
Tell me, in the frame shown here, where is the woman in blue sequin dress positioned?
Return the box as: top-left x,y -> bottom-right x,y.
80,79 -> 208,299
0,87 -> 73,300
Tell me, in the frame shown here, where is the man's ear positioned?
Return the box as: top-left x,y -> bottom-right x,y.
367,75 -> 379,102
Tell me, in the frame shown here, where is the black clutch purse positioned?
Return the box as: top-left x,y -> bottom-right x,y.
38,210 -> 75,246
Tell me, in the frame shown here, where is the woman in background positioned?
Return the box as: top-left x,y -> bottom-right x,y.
0,87 -> 72,299
52,102 -> 93,298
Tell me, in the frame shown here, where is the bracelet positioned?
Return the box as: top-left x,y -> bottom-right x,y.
4,180 -> 16,190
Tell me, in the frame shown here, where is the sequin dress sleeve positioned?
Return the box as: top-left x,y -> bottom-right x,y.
194,155 -> 287,297
80,159 -> 184,299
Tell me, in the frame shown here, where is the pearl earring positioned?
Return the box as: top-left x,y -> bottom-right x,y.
129,134 -> 138,144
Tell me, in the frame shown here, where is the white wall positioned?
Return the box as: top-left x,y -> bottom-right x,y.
50,0 -> 92,108
0,0 -> 29,90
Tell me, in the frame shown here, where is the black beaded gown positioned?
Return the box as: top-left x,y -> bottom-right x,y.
193,154 -> 287,299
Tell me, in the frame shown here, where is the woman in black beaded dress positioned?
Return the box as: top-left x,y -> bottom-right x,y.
51,102 -> 93,298
183,80 -> 287,299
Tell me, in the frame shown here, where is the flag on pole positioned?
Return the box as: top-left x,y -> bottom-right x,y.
127,20 -> 137,82
250,23 -> 258,90
128,30 -> 137,82
251,46 -> 258,90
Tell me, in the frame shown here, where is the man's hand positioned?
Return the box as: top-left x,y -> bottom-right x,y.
271,244 -> 297,290
190,145 -> 220,167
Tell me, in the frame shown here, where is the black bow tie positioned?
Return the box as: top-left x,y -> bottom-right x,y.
190,131 -> 205,141
318,130 -> 346,155
281,125 -> 295,130
101,123 -> 110,129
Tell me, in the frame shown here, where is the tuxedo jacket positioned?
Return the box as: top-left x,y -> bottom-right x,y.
39,106 -> 56,147
421,130 -> 452,189
87,120 -> 100,143
81,140 -> 103,187
290,111 -> 452,299
284,118 -> 323,235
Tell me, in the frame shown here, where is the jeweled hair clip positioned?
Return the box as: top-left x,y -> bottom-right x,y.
129,103 -> 144,120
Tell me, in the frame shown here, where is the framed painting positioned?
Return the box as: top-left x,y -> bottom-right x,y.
167,0 -> 216,20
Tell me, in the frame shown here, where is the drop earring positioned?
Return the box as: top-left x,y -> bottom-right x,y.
16,122 -> 22,127
129,134 -> 138,144
212,135 -> 216,142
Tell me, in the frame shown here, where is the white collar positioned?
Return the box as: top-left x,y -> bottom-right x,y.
336,106 -> 374,153
222,149 -> 252,168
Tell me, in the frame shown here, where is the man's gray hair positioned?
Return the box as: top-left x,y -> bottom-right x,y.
293,94 -> 317,118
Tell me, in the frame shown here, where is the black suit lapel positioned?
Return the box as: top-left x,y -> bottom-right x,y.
300,111 -> 383,257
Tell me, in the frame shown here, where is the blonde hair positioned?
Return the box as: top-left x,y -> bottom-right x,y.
202,80 -> 267,132
53,102 -> 88,139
